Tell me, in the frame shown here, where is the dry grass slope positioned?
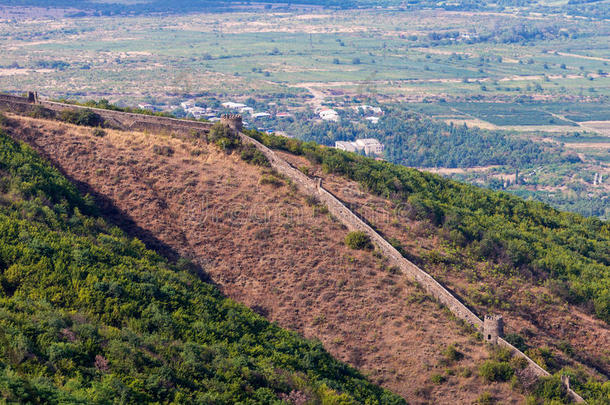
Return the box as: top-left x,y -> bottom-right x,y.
3,113 -> 528,404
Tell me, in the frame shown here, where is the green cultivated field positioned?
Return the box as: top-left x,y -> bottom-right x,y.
0,5 -> 608,218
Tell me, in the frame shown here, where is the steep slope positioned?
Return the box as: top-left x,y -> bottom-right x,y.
0,127 -> 404,403
264,138 -> 610,403
1,113 -> 533,403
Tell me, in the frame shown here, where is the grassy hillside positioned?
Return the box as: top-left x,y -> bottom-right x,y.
4,113 -> 536,403
0,130 -> 404,404
248,130 -> 610,325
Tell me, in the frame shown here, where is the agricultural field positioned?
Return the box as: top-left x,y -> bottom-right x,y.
0,3 -> 608,218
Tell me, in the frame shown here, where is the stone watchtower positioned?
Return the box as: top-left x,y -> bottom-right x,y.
484,315 -> 504,345
27,91 -> 39,104
221,114 -> 243,132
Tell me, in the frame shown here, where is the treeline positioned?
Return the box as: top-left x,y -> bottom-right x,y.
0,0 -> 579,15
0,0 -> 372,15
275,108 -> 566,169
246,129 -> 610,325
0,130 -> 403,403
56,98 -> 174,118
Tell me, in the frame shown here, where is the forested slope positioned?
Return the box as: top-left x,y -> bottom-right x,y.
277,110 -> 565,169
0,130 -> 403,404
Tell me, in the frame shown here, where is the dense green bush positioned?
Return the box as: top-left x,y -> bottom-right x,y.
345,231 -> 372,250
534,376 -> 569,403
442,344 -> 464,363
152,144 -> 174,157
240,144 -> 270,167
259,173 -> 284,187
59,109 -> 103,127
479,360 -> 514,382
0,131 -> 404,404
245,129 -> 610,323
92,128 -> 106,137
208,122 -> 241,151
505,333 -> 528,352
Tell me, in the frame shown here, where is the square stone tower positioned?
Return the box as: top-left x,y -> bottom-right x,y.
221,114 -> 243,132
484,314 -> 504,345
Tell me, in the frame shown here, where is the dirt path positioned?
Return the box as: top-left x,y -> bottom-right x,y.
554,51 -> 610,63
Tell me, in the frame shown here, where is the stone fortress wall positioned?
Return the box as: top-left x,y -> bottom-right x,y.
0,93 -> 212,137
238,123 -> 584,403
0,93 -> 585,402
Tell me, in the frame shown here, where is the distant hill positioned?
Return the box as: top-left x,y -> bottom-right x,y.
0,0 -> 593,15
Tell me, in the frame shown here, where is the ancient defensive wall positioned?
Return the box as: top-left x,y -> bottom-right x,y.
0,93 -> 585,402
0,93 -> 213,137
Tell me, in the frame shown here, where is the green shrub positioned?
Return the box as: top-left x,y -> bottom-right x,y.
208,122 -> 241,151
240,144 -> 270,167
442,344 -> 464,363
491,346 -> 513,363
259,174 -> 284,187
59,109 -> 103,127
475,392 -> 494,405
505,333 -> 528,352
345,231 -> 372,250
534,376 -> 568,402
152,145 -> 174,157
29,105 -> 54,119
525,347 -> 558,371
510,356 -> 529,370
430,374 -> 446,384
92,128 -> 106,137
479,360 -> 514,382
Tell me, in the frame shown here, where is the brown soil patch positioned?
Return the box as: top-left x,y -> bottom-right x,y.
5,114 -> 526,404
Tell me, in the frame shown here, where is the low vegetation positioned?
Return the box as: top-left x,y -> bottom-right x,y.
0,130 -> 404,403
479,360 -> 515,383
58,109 -> 103,127
345,231 -> 372,250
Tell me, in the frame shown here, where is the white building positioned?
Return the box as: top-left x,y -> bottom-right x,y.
222,101 -> 247,109
334,138 -> 384,156
365,116 -> 380,124
240,106 -> 254,115
354,105 -> 383,115
252,112 -> 271,119
319,108 -> 339,122
355,138 -> 384,155
138,103 -> 155,111
186,106 -> 207,119
181,100 -> 196,110
335,141 -> 358,153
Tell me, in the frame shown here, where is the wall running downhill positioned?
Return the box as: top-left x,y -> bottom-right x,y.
238,132 -> 585,403
0,93 -> 585,402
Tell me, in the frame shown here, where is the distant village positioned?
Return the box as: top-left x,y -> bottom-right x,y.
137,99 -> 386,157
